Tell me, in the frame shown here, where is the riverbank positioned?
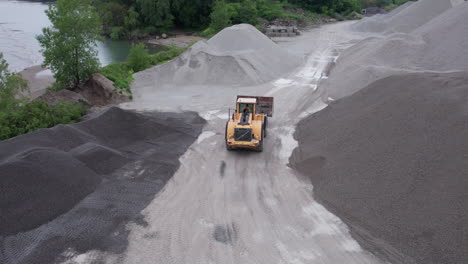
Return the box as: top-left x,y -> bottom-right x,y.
147,34 -> 203,48
20,65 -> 54,99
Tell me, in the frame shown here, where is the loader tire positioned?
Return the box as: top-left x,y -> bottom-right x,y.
263,116 -> 268,138
256,129 -> 264,152
225,122 -> 233,151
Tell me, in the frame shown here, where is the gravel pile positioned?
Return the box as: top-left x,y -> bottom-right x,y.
325,2 -> 468,99
352,0 -> 452,33
291,72 -> 468,264
132,24 -> 301,92
0,107 -> 205,264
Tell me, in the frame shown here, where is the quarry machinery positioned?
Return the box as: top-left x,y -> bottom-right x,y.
225,96 -> 274,152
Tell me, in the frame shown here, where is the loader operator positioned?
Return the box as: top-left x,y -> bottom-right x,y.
242,105 -> 250,123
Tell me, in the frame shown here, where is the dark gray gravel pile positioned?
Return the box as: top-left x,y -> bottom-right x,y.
0,107 -> 205,264
290,72 -> 468,264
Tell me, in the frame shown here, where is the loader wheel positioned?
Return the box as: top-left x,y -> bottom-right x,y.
226,143 -> 234,151
263,116 -> 268,138
256,130 -> 264,152
225,122 -> 233,151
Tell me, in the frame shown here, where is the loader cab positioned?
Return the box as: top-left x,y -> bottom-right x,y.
236,98 -> 257,114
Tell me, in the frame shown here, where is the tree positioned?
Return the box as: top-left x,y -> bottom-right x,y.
0,53 -> 28,113
137,0 -> 174,30
237,0 -> 258,25
171,0 -> 213,28
127,43 -> 150,72
37,0 -> 101,89
124,6 -> 140,30
210,0 -> 231,32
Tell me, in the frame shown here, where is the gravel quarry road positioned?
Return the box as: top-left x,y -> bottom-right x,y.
112,22 -> 384,264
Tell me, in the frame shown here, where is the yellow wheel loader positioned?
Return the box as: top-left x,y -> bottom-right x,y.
225,96 -> 274,152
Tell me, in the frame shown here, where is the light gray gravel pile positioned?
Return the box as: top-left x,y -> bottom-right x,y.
132,24 -> 301,91
326,2 -> 468,99
352,0 -> 452,33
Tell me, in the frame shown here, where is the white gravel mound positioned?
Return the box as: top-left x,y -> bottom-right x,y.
352,0 -> 453,33
326,2 -> 468,99
132,24 -> 301,93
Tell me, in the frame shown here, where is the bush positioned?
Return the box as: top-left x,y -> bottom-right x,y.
110,26 -> 126,40
127,43 -> 151,72
100,42 -> 189,98
0,100 -> 87,141
394,0 -> 409,5
200,27 -> 216,38
257,0 -> 283,20
239,0 -> 258,25
0,53 -> 28,113
210,0 -> 231,32
149,45 -> 186,65
143,26 -> 158,34
384,4 -> 398,11
99,63 -> 134,96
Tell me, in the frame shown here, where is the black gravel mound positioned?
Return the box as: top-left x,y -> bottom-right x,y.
0,149 -> 101,235
0,107 -> 205,264
290,72 -> 468,264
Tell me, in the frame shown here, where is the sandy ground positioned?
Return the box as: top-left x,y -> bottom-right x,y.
103,22 -> 384,264
148,34 -> 203,48
19,65 -> 54,99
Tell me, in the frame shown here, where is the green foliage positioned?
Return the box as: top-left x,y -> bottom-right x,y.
100,43 -> 189,98
280,12 -> 302,20
288,0 -> 361,15
92,0 -> 364,40
124,6 -> 140,30
0,53 -> 28,113
256,0 -> 283,20
210,0 -> 231,32
172,0 -> 213,28
101,2 -> 127,27
110,26 -> 126,40
127,43 -> 151,72
394,0 -> 409,5
149,45 -> 187,65
137,0 -> 174,30
384,3 -> 397,11
377,0 -> 393,7
99,63 -> 134,96
236,0 -> 258,25
144,26 -> 158,34
200,27 -> 217,38
227,1 -> 258,25
360,0 -> 408,9
37,0 -> 102,89
0,100 -> 87,141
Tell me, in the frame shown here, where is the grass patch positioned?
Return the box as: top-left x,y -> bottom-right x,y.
0,100 -> 88,141
99,43 -> 191,99
99,63 -> 134,98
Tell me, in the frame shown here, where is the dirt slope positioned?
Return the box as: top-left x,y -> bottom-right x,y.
290,72 -> 468,264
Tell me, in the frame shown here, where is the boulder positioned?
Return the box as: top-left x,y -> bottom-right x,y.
78,73 -> 128,106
